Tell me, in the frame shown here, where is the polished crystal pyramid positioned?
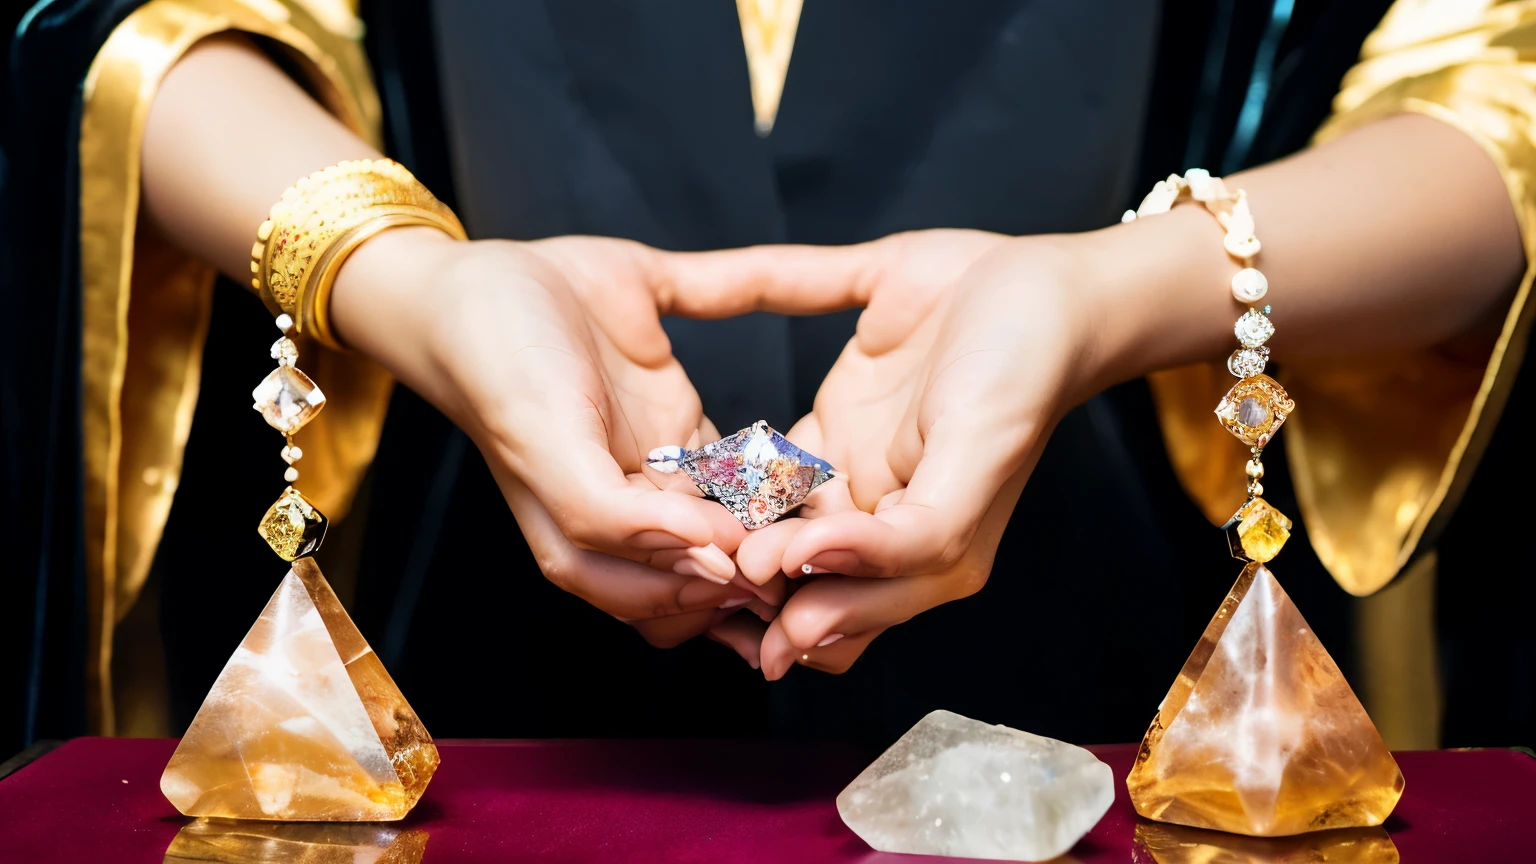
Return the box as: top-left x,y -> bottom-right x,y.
161,559 -> 437,820
1133,821 -> 1399,864
648,420 -> 833,528
252,365 -> 326,434
838,710 -> 1114,861
1128,563 -> 1403,836
163,819 -> 428,864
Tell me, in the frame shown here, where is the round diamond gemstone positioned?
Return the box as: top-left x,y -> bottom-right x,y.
1231,268 -> 1268,303
1228,347 -> 1269,378
1237,397 -> 1269,428
1235,309 -> 1275,348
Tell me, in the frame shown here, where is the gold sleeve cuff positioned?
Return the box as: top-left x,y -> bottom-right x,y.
80,0 -> 389,734
1154,0 -> 1536,597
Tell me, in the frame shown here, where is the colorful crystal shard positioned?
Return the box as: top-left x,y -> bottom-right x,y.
650,420 -> 834,529
161,559 -> 438,821
1134,822 -> 1399,864
163,820 -> 428,864
257,486 -> 328,561
252,365 -> 326,434
838,710 -> 1113,861
1128,563 -> 1403,836
1223,497 -> 1293,563
1216,374 -> 1294,447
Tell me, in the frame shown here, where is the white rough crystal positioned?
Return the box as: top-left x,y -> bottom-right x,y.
837,710 -> 1114,861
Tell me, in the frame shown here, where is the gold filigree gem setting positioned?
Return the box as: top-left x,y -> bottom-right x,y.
1215,374 -> 1294,447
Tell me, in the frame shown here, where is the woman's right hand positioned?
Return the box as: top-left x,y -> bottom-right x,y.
332,228 -> 781,661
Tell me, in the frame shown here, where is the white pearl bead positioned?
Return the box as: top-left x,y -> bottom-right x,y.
1232,268 -> 1268,302
284,466 -> 299,482
288,446 -> 302,461
275,313 -> 294,333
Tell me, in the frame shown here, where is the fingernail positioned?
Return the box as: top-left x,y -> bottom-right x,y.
629,531 -> 692,550
804,551 -> 859,574
719,596 -> 752,609
674,558 -> 731,585
687,544 -> 738,583
817,633 -> 844,647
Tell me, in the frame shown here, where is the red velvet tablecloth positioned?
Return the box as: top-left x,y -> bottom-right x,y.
0,738 -> 1532,862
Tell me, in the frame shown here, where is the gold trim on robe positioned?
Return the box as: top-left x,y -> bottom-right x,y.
79,0 -> 390,735
1152,0 -> 1536,599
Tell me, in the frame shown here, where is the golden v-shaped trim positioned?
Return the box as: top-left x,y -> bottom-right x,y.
737,0 -> 802,135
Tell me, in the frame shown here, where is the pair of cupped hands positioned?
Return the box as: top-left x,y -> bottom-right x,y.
347,225 -> 1116,679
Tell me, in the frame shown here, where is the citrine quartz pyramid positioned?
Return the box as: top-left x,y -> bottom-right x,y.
161,559 -> 437,820
1128,562 -> 1403,836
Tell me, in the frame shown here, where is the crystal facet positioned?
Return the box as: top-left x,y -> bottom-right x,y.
1224,497 -> 1292,563
1216,375 -> 1294,447
257,486 -> 328,561
653,420 -> 834,529
1234,309 -> 1275,348
163,820 -> 429,864
270,337 -> 299,367
252,365 -> 326,434
1134,822 -> 1399,864
1128,563 -> 1404,837
838,710 -> 1113,861
1228,347 -> 1269,378
161,559 -> 438,821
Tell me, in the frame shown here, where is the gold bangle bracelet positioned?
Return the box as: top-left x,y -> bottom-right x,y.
302,208 -> 466,349
252,159 -> 466,350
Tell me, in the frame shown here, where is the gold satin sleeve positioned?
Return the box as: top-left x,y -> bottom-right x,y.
80,0 -> 392,735
1152,0 -> 1536,598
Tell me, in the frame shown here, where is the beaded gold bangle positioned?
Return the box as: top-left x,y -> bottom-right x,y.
1124,169 -> 1296,564
251,158 -> 466,350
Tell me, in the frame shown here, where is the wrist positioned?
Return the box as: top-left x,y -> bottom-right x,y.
329,225 -> 465,377
1070,202 -> 1245,394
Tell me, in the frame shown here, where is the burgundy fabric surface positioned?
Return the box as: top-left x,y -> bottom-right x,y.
0,738 -> 1532,862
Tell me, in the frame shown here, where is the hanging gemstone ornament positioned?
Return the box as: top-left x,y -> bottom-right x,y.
647,420 -> 838,529
251,314 -> 328,561
163,161 -> 452,822
1123,170 -> 1402,836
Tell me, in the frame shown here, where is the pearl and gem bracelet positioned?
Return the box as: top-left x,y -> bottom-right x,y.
1123,169 -> 1297,564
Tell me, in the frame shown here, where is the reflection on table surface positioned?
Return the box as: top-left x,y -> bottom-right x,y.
1133,821 -> 1399,864
162,819 -> 427,864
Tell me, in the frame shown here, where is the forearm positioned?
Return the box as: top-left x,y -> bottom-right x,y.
1080,113 -> 1524,392
141,33 -> 466,385
141,34 -> 383,283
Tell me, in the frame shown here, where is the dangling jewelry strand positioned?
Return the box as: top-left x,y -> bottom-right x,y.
1124,169 -> 1296,563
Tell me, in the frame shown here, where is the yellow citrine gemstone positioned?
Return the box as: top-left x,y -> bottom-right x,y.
257,486 -> 328,561
1226,497 -> 1291,563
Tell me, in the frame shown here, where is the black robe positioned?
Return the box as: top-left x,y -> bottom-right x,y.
9,0 -> 1528,754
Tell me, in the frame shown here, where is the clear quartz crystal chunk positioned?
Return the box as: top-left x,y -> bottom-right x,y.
837,710 -> 1113,861
252,365 -> 326,434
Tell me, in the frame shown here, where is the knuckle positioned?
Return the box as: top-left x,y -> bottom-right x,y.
537,550 -> 574,591
953,563 -> 990,598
